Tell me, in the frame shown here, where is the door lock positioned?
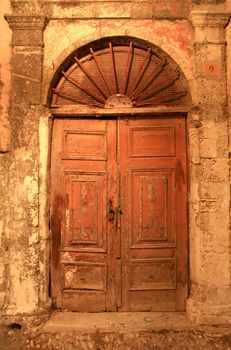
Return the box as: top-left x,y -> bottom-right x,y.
107,200 -> 115,222
107,200 -> 123,223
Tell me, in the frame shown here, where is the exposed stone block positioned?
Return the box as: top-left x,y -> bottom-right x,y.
195,43 -> 226,77
13,29 -> 45,47
10,104 -> 40,149
10,1 -> 189,19
200,182 -> 230,201
151,0 -> 189,18
200,159 -> 229,182
192,0 -> 225,4
131,3 -> 152,19
0,114 -> 11,153
12,52 -> 42,81
11,75 -> 41,104
95,3 -> 131,18
195,78 -> 227,107
200,139 -> 217,158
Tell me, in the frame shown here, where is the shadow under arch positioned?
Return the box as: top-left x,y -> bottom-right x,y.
47,35 -> 191,109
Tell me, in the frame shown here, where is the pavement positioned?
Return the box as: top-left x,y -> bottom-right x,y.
1,312 -> 231,349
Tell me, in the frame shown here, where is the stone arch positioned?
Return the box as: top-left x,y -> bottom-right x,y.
47,36 -> 191,109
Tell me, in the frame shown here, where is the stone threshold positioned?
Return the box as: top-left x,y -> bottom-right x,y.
43,311 -> 218,333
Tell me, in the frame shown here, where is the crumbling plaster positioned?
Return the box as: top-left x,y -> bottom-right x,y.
0,0 -> 11,318
0,0 -> 231,326
42,19 -> 195,105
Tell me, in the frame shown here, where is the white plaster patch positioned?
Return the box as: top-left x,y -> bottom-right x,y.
0,257 -> 4,284
0,291 -> 5,308
10,259 -> 38,308
39,115 -> 49,240
28,230 -> 39,245
24,176 -> 38,202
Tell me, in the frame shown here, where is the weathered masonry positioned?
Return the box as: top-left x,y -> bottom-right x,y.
0,0 -> 231,325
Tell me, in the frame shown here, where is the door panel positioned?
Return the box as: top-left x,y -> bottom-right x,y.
129,126 -> 176,157
119,116 -> 187,311
64,172 -> 106,249
131,169 -> 176,246
51,116 -> 188,312
51,118 -> 117,311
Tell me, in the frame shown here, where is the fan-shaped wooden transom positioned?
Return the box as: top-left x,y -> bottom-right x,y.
51,41 -> 188,108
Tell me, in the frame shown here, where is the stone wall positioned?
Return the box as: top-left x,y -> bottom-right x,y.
0,0 -> 11,317
0,9 -> 50,324
187,11 -> 231,323
0,0 -> 231,325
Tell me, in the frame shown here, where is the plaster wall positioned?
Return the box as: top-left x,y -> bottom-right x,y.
0,0 -> 231,326
0,0 -> 11,152
227,17 -> 231,150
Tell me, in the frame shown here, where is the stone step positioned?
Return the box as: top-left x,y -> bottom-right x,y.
2,312 -> 231,350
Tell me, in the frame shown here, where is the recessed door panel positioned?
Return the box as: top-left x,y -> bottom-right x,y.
61,263 -> 106,290
131,169 -> 175,246
62,130 -> 107,160
129,126 -> 176,157
64,172 -> 106,250
129,259 -> 176,290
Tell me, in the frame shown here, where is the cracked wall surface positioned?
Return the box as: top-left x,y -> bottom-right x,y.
0,0 -> 11,317
0,0 -> 231,326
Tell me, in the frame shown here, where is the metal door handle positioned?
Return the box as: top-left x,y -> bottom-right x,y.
107,200 -> 123,223
117,207 -> 123,216
107,200 -> 115,222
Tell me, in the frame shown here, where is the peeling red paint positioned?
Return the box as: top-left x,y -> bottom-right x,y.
154,23 -> 192,56
98,20 -> 193,58
170,3 -> 180,16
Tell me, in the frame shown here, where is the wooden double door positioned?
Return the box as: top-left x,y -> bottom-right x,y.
51,115 -> 188,312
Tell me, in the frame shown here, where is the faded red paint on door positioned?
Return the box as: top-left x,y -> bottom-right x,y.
50,116 -> 188,311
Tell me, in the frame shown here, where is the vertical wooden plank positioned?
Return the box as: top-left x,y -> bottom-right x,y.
106,119 -> 119,311
116,259 -> 122,308
118,117 -> 130,310
175,117 -> 188,310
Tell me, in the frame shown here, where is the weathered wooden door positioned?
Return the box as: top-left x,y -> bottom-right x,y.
119,116 -> 188,311
51,116 -> 188,311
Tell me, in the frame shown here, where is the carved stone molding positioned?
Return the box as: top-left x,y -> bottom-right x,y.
190,11 -> 230,43
5,15 -> 48,47
191,11 -> 230,27
5,15 -> 48,30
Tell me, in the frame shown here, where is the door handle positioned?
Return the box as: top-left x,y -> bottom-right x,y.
107,200 -> 115,222
107,200 -> 123,223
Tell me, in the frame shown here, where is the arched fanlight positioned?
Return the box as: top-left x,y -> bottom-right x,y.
51,41 -> 188,108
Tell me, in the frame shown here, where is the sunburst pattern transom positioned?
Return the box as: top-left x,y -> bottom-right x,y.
52,42 -> 188,108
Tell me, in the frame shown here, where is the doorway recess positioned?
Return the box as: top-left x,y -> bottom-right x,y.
49,36 -> 189,312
